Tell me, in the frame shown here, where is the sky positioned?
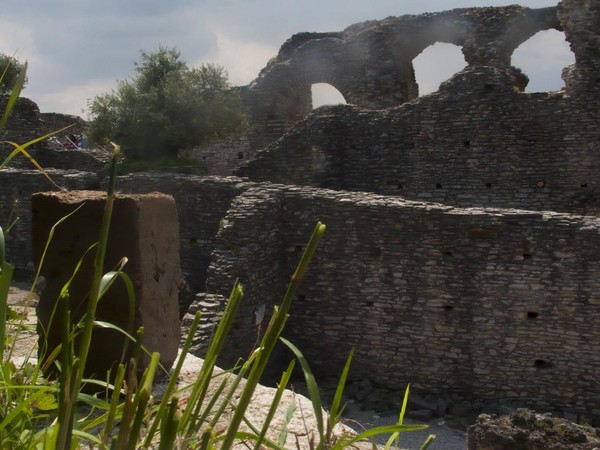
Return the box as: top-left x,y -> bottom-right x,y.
1,0 -> 574,118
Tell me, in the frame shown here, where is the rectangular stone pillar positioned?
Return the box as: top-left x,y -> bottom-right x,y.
32,191 -> 181,378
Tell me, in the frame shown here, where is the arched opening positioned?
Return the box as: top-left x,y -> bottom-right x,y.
311,83 -> 347,108
511,29 -> 575,92
413,42 -> 466,96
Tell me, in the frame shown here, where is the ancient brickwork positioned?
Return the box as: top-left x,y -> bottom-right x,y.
0,0 -> 598,423
115,173 -> 251,292
207,185 -> 600,419
39,112 -> 87,136
185,134 -> 253,176
0,169 -> 102,279
0,97 -> 48,156
237,3 -> 599,215
238,74 -> 599,214
242,6 -> 561,149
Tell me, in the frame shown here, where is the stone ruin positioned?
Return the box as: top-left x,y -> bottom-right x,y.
32,191 -> 181,377
1,0 -> 600,428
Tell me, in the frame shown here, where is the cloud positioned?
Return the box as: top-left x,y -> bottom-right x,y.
312,83 -> 347,108
512,29 -> 575,92
204,29 -> 278,86
0,20 -> 45,67
36,78 -> 118,117
1,0 -> 567,115
414,43 -> 467,95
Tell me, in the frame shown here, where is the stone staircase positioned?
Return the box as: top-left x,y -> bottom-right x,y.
180,293 -> 225,355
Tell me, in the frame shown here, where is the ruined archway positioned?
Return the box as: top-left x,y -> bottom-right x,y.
511,29 -> 575,92
311,83 -> 347,108
413,43 -> 466,96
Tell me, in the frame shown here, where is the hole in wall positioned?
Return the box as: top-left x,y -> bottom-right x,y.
523,253 -> 533,260
436,183 -> 443,189
534,359 -> 553,369
464,140 -> 471,148
189,238 -> 198,244
237,152 -> 244,159
295,245 -> 304,252
511,29 -> 574,92
527,311 -> 539,319
413,42 -> 466,96
442,250 -> 453,257
397,183 -> 403,189
485,183 -> 492,189
581,183 -> 588,188
369,247 -> 382,258
311,83 -> 347,108
366,301 -> 375,307
298,294 -> 306,302
443,305 -> 454,311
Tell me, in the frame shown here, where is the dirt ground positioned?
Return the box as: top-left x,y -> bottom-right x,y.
6,282 -> 39,363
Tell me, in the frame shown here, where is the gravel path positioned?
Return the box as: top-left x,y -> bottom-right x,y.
343,405 -> 466,449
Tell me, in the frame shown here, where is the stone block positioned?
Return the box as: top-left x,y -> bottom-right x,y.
32,190 -> 181,379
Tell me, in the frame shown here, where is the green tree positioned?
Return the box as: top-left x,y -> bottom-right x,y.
0,54 -> 27,95
87,47 -> 247,160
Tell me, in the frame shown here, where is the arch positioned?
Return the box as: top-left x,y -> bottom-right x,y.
511,29 -> 575,92
311,83 -> 347,108
413,43 -> 466,96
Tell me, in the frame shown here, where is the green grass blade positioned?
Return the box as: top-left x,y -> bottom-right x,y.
0,227 -> 10,355
0,258 -> 13,359
237,415 -> 288,450
220,222 -> 326,450
279,337 -> 325,443
278,398 -> 297,447
180,281 -> 244,434
198,370 -> 241,433
327,347 -> 354,442
143,310 -> 202,446
126,352 -> 160,450
158,396 -> 180,450
253,359 -> 296,450
419,434 -> 437,450
97,268 -> 136,362
0,133 -> 72,189
333,424 -> 429,450
101,363 -> 125,444
385,383 -> 410,450
0,225 -> 5,266
0,61 -> 27,132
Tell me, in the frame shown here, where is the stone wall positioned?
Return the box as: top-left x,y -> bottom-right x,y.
241,5 -> 561,149
0,0 -> 598,422
207,185 -> 600,419
0,96 -> 48,155
115,173 -> 252,292
184,134 -> 253,176
237,3 -> 599,215
0,169 -> 250,296
238,71 -> 600,214
39,112 -> 87,136
0,169 -> 102,280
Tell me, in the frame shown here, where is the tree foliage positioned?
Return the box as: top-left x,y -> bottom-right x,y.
0,54 -> 28,95
87,47 -> 247,160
